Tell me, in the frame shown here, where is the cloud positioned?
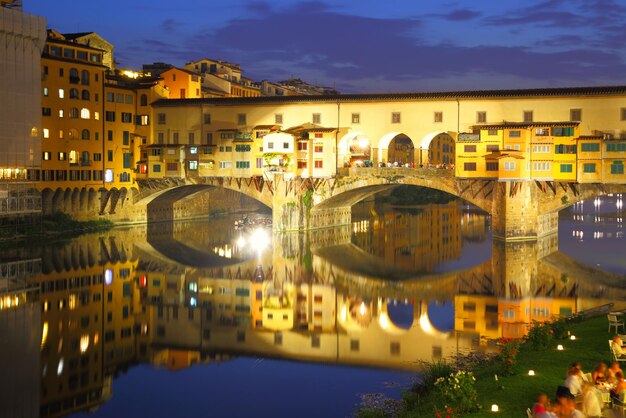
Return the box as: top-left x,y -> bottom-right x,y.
434,9 -> 482,21
160,18 -> 179,33
245,1 -> 273,15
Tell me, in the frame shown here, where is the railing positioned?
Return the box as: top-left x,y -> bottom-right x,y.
337,166 -> 455,178
0,196 -> 42,215
0,259 -> 41,281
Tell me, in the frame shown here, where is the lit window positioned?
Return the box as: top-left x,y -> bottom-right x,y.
43,128 -> 49,139
58,110 -> 64,118
43,87 -> 49,96
80,108 -> 90,119
94,111 -> 100,120
190,147 -> 198,154
104,169 -> 114,183
58,89 -> 64,99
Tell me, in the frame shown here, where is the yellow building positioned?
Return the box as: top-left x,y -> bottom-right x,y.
602,137 -> 626,184
159,67 -> 202,99
40,30 -> 106,191
577,135 -> 603,183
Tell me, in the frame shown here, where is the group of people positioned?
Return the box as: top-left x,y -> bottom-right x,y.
531,360 -> 626,417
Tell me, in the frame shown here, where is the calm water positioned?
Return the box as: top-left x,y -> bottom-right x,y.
1,194 -> 625,418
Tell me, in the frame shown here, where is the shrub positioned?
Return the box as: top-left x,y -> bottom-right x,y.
434,370 -> 480,413
525,321 -> 553,350
550,317 -> 570,339
496,337 -> 521,376
421,360 -> 455,389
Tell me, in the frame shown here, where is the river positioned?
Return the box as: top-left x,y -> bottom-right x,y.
1,194 -> 625,418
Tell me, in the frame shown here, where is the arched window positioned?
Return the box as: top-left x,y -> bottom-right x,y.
80,108 -> 90,119
69,108 -> 79,118
69,150 -> 78,164
81,129 -> 90,140
81,70 -> 89,85
69,88 -> 79,99
81,90 -> 90,100
140,94 -> 148,106
81,151 -> 90,164
68,128 -> 78,139
69,68 -> 79,84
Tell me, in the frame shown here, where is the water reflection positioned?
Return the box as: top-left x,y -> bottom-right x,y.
1,196 -> 626,417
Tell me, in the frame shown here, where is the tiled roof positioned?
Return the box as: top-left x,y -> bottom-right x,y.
473,121 -> 579,129
152,85 -> 626,107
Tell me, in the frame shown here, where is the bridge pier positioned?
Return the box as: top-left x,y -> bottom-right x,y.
491,181 -> 559,241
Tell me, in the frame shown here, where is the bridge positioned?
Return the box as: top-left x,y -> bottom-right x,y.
134,166 -> 626,241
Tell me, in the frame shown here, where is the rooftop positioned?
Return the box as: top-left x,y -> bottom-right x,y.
152,85 -> 626,107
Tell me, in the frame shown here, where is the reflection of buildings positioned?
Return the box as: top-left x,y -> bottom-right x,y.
428,133 -> 455,165
9,215 -> 626,417
352,203 -> 466,272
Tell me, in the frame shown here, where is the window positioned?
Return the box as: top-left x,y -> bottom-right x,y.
297,142 -> 308,151
391,112 -> 401,123
486,145 -> 499,152
235,161 -> 250,169
93,153 -> 101,161
57,88 -> 65,99
570,108 -> 582,121
173,132 -> 179,144
351,113 -> 360,124
314,144 -> 323,153
105,111 -> 115,122
314,160 -> 323,169
219,161 -> 232,169
235,144 -> 251,152
153,164 -> 161,173
106,92 -> 114,102
57,152 -> 66,161
533,145 -> 550,153
43,128 -> 49,139
464,145 -> 476,152
621,108 -> 626,121
206,133 -> 214,145
237,113 -> 247,125
138,94 -> 147,106
42,107 -> 51,116
523,111 -> 533,122
80,108 -> 90,119
486,162 -> 498,171
312,113 -> 321,124
123,131 -> 130,146
202,113 -> 212,124
533,162 -> 551,171
553,127 -> 575,136
297,161 -> 307,169
106,130 -> 113,142
560,164 -> 573,173
81,90 -> 89,100
81,129 -> 90,140
434,111 -> 443,123
157,113 -> 166,124
503,161 -> 516,171
58,110 -> 64,118
476,111 -> 487,123
80,70 -> 89,85
77,50 -> 87,61
107,151 -> 113,162
581,143 -> 600,152
513,144 -> 521,151
115,93 -> 124,103
43,152 -> 51,160
94,112 -> 99,120
463,302 -> 476,312
69,68 -> 79,84
607,143 -> 626,152
463,162 -> 476,171
509,130 -> 521,138
283,142 -> 289,149
583,163 -> 596,173
121,112 -> 132,123
189,161 -> 199,170
487,129 -> 498,136
187,132 -> 195,145
69,108 -> 79,118
610,161 -> 624,174
136,115 -> 149,125
535,127 -> 549,136
555,144 -> 576,154
43,87 -> 49,96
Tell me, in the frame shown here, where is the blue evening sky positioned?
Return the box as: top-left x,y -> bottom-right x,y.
26,0 -> 626,92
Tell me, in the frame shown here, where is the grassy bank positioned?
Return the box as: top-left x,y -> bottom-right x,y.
0,213 -> 113,248
360,315 -> 613,417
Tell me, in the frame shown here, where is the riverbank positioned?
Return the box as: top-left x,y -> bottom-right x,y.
359,314 -> 614,417
0,213 -> 113,249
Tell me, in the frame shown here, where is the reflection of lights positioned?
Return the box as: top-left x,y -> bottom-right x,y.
190,297 -> 197,307
251,228 -> 270,251
340,306 -> 347,322
41,322 -> 48,349
237,236 -> 246,247
57,358 -> 64,376
104,269 -> 113,285
359,302 -> 366,316
68,294 -> 77,310
358,136 -> 369,149
80,335 -> 89,353
94,333 -> 99,345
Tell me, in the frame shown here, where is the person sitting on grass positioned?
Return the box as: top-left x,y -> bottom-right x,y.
582,382 -> 602,418
564,367 -> 583,396
591,363 -> 607,384
613,335 -> 626,358
532,393 -> 558,418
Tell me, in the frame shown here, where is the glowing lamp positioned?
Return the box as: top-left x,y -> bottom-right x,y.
491,404 -> 499,412
528,370 -> 535,376
570,335 -> 576,341
557,344 -> 564,351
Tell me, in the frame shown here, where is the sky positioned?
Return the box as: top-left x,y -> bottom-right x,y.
26,0 -> 626,93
